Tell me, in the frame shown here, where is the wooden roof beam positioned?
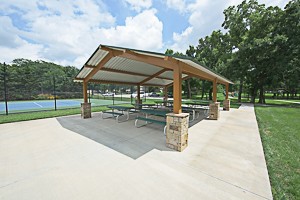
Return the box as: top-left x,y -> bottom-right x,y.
119,50 -> 175,70
85,79 -> 165,87
139,69 -> 168,85
84,51 -> 113,82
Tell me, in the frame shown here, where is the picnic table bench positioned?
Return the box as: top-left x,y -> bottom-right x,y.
135,109 -> 169,135
102,105 -> 135,122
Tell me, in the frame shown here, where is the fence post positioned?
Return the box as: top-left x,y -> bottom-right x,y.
130,86 -> 133,104
3,63 -> 8,115
53,76 -> 57,111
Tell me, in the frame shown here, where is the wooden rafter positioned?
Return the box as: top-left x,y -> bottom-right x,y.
84,65 -> 95,68
84,52 -> 113,82
82,67 -> 173,81
139,69 -> 168,85
106,48 -> 175,70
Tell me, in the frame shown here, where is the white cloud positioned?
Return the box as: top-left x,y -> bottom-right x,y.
165,0 -> 187,13
0,0 -> 163,67
95,9 -> 163,50
0,42 -> 44,64
124,0 -> 152,12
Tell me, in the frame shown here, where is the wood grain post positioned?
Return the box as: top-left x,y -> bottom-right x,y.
173,65 -> 182,114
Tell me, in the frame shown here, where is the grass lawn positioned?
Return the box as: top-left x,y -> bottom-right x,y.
255,105 -> 300,199
0,106 -> 108,124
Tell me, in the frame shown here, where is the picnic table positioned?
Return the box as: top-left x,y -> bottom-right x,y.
135,109 -> 170,135
102,105 -> 135,122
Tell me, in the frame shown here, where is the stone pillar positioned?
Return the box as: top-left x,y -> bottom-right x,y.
166,113 -> 189,152
81,103 -> 91,119
209,102 -> 220,120
223,99 -> 230,111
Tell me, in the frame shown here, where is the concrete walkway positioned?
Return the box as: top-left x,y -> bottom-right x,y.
0,105 -> 272,200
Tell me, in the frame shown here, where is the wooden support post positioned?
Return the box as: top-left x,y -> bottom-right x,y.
225,83 -> 229,99
83,81 -> 88,103
173,65 -> 182,114
213,78 -> 217,103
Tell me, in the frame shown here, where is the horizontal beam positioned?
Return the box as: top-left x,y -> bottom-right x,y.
79,79 -> 165,87
82,67 -> 173,81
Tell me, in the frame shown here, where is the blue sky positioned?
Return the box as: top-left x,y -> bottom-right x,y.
0,0 -> 288,67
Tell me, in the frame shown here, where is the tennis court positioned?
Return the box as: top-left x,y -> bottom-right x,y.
0,99 -> 129,114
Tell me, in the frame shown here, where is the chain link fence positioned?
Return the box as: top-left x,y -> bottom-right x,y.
0,62 -> 131,115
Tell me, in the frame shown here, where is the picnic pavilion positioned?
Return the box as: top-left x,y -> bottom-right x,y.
75,45 -> 233,151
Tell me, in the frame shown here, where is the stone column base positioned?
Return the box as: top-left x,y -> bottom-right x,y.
166,113 -> 189,152
81,103 -> 91,119
223,99 -> 230,111
209,102 -> 220,120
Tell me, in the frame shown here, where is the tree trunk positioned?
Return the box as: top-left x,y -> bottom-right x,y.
238,78 -> 243,103
258,86 -> 265,104
187,79 -> 192,99
209,88 -> 212,101
250,87 -> 257,103
201,81 -> 205,99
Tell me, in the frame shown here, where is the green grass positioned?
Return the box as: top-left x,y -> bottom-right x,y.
0,106 -> 108,124
255,106 -> 300,199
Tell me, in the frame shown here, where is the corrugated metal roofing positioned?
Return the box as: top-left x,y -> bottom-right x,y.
92,71 -> 145,83
87,49 -> 108,66
104,57 -> 161,76
75,44 -> 233,86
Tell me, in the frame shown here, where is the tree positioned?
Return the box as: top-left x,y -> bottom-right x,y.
223,0 -> 286,103
278,0 -> 300,98
187,30 -> 232,100
1,59 -> 82,101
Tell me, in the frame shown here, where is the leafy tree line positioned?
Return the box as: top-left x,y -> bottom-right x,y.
0,59 -> 82,101
168,0 -> 300,103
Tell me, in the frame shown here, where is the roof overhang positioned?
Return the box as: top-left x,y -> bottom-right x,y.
75,45 -> 234,86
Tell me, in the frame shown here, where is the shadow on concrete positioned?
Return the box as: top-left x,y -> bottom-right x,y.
56,112 -> 175,159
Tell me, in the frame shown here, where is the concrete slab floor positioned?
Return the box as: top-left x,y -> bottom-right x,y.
0,104 -> 272,200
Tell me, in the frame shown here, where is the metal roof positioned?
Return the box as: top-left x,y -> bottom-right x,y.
75,44 -> 233,86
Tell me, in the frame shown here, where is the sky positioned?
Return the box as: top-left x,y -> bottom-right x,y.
0,0 -> 289,68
